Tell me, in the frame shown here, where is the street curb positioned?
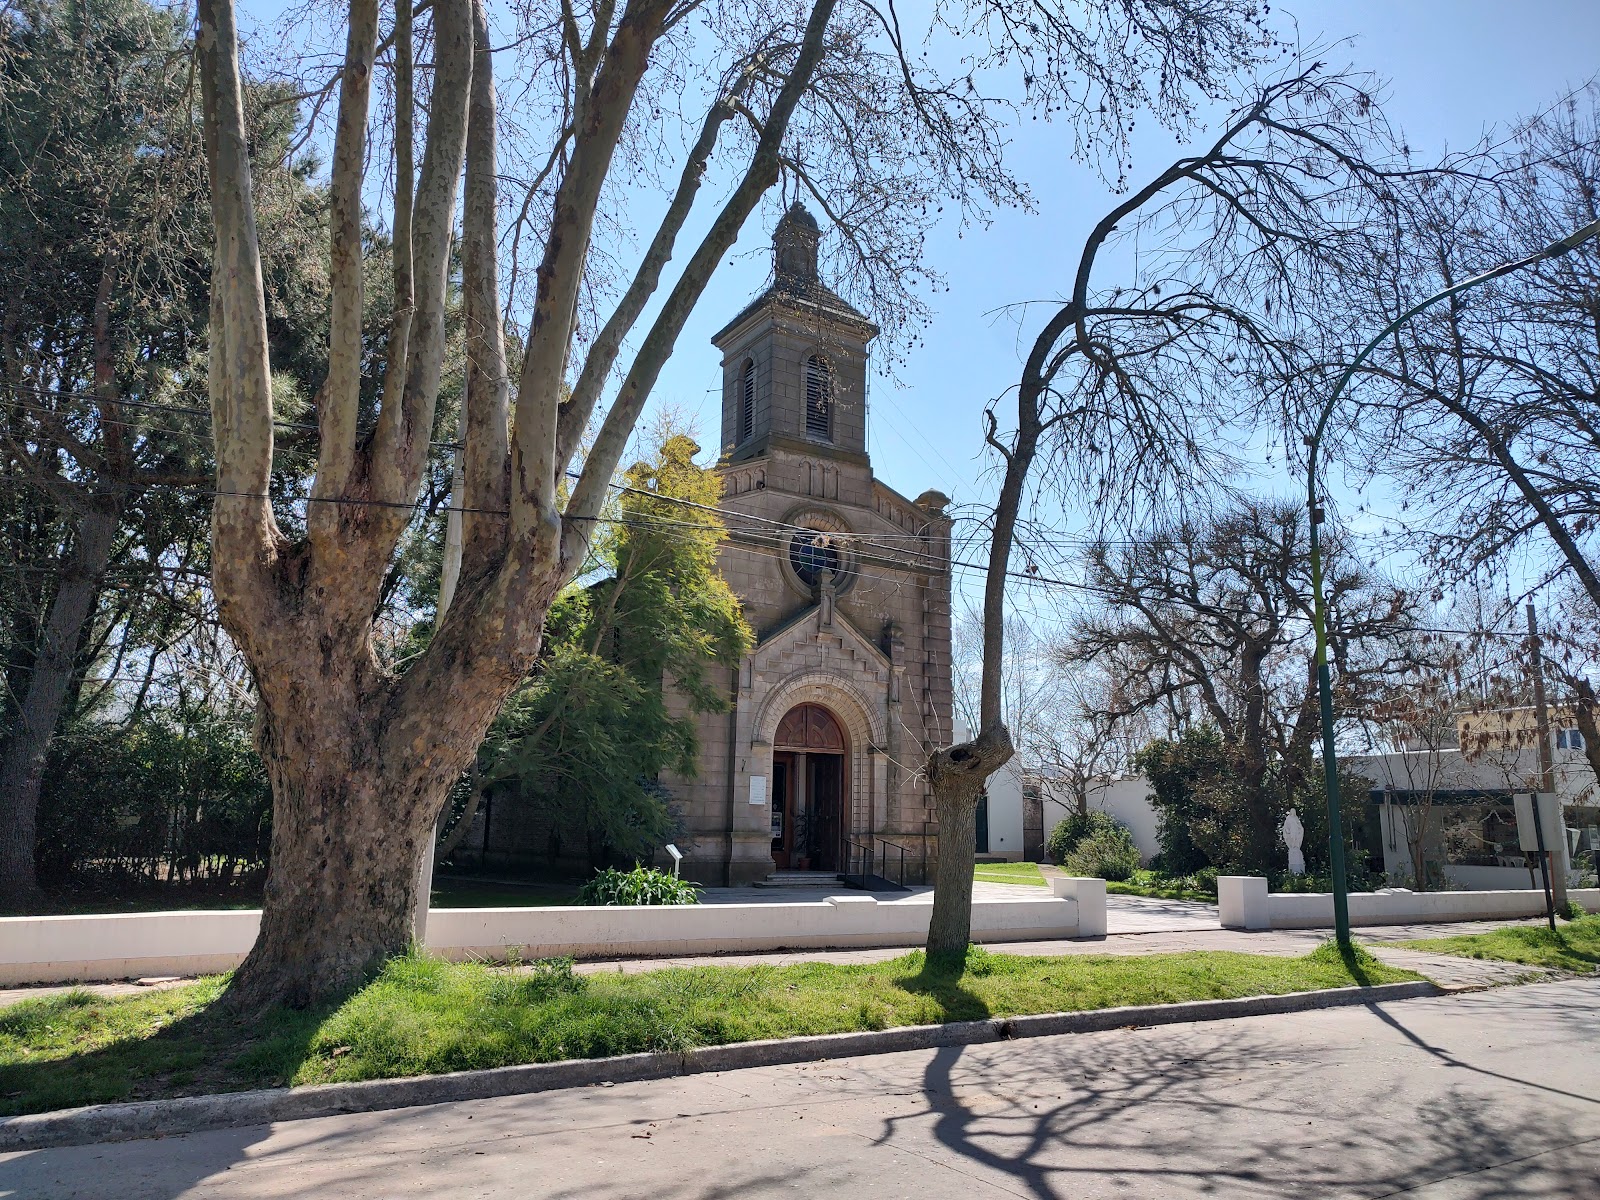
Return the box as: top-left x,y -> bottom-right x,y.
0,979 -> 1439,1152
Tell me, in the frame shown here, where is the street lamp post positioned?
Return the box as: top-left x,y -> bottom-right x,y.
1305,218 -> 1600,949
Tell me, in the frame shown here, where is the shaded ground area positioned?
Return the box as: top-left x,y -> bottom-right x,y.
6,978 -> 1597,1198
1103,892 -> 1220,934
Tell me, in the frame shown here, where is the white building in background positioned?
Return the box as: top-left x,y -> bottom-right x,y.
1085,776 -> 1162,863
975,758 -> 1026,861
950,721 -> 1026,861
1017,711 -> 1598,885
1022,769 -> 1161,864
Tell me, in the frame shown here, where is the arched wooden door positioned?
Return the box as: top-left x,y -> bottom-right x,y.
772,704 -> 848,871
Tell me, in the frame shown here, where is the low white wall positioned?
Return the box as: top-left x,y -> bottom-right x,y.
0,889 -> 1101,986
427,895 -> 1082,961
0,910 -> 261,986
1051,877 -> 1107,938
1219,877 -> 1600,931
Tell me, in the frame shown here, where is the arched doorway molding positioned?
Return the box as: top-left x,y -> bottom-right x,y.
753,671 -> 887,856
754,670 -> 885,749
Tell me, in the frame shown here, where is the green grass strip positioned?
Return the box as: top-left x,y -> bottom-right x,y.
1395,913 -> 1600,974
1105,870 -> 1216,903
0,943 -> 1416,1118
972,861 -> 1047,887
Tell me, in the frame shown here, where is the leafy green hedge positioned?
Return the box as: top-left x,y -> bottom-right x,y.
1045,810 -> 1125,865
1063,827 -> 1141,882
576,864 -> 700,906
36,704 -> 271,892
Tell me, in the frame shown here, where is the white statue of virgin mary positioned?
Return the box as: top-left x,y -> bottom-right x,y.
1282,809 -> 1306,875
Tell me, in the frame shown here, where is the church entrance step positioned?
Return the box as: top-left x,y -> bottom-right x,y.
755,871 -> 846,888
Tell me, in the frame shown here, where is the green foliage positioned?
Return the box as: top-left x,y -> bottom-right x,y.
34,704 -> 271,894
1105,867 -> 1219,902
576,865 -> 701,906
1292,765 -> 1376,887
972,861 -> 1047,886
480,431 -> 752,864
0,0 -> 332,892
1136,727 -> 1370,884
1064,827 -> 1141,882
485,957 -> 583,1006
0,948 -> 1422,1115
1137,726 -> 1273,874
1045,810 -> 1124,865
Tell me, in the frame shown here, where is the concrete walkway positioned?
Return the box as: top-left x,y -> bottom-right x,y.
696,880 -> 1061,905
9,977 -> 1598,1197
561,915 -> 1551,990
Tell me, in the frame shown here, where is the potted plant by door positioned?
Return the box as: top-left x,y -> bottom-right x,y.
792,810 -> 815,871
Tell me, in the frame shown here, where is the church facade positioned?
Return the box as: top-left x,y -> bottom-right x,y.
665,205 -> 956,885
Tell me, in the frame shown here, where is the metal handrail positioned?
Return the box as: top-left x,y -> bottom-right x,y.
842,838 -> 873,888
875,838 -> 911,887
840,837 -> 914,888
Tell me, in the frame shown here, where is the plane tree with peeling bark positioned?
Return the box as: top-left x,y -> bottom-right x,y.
924,65 -> 1433,956
198,0 -> 1279,1007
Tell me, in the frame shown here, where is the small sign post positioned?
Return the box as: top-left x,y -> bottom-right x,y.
1514,792 -> 1559,931
664,843 -> 683,878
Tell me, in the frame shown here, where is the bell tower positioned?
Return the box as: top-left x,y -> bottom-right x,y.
713,203 -> 879,464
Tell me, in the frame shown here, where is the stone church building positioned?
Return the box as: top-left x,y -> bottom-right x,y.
665,205 -> 956,885
456,205 -> 955,885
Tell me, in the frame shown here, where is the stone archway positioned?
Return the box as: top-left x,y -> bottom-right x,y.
771,704 -> 849,870
753,672 -> 888,868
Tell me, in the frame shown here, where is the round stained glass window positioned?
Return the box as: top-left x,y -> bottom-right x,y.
789,530 -> 842,588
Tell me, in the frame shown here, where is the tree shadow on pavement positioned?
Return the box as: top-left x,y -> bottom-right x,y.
886,982 -> 1600,1199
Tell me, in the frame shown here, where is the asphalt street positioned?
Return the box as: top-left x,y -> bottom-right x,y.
4,977 -> 1598,1199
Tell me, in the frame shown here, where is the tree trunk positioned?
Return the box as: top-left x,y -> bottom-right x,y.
925,723 -> 1014,959
0,502 -> 119,905
225,598 -> 539,1010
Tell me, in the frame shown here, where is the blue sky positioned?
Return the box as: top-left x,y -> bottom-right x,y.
240,0 -> 1600,607
644,0 -> 1600,512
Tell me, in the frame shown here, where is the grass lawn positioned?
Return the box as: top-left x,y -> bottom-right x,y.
0,943 -> 1417,1118
972,861 -> 1047,887
1105,870 -> 1217,904
0,875 -> 579,918
1395,913 -> 1600,974
429,878 -> 580,908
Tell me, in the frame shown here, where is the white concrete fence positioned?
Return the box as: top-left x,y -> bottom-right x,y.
0,880 -> 1107,987
1218,875 -> 1600,931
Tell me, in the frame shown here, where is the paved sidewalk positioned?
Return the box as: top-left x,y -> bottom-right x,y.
697,880 -> 1059,904
1103,892 -> 1220,934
